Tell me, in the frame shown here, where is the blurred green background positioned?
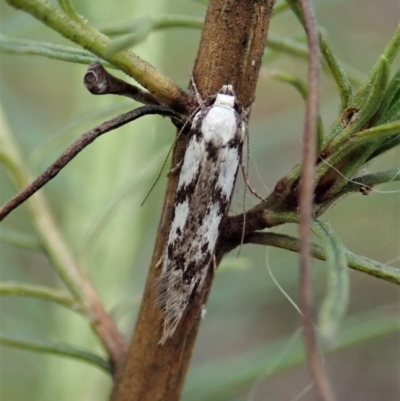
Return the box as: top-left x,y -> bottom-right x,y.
0,0 -> 399,400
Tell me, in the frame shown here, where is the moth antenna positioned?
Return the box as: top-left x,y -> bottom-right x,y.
190,72 -> 205,107
237,124 -> 250,256
140,134 -> 181,207
240,142 -> 267,204
140,106 -> 201,207
190,73 -> 224,109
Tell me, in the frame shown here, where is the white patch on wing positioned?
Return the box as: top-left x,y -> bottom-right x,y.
168,201 -> 189,245
177,136 -> 204,188
193,204 -> 221,263
217,147 -> 240,197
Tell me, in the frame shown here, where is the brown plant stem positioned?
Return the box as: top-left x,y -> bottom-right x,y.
109,1 -> 276,400
296,0 -> 336,400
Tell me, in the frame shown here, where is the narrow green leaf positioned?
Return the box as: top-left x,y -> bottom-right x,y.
318,169 -> 400,213
367,133 -> 400,160
283,0 -> 303,20
350,120 -> 400,149
4,0 -> 187,108
272,1 -> 290,16
327,56 -> 390,148
319,34 -> 352,111
264,69 -> 324,147
381,96 -> 400,124
373,67 -> 400,124
0,333 -> 111,373
319,118 -> 399,197
266,33 -> 309,58
312,221 -> 349,346
100,15 -> 204,36
0,282 -> 84,313
266,69 -> 308,98
58,0 -> 80,21
0,34 -> 112,67
0,228 -> 43,251
103,17 -> 154,56
382,23 -> 400,65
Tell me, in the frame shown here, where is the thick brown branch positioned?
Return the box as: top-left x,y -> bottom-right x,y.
110,1 -> 276,400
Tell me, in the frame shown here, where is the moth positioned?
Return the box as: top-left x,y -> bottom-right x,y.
157,84 -> 246,343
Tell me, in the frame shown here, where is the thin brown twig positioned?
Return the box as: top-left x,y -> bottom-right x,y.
83,62 -> 162,105
297,0 -> 336,400
0,105 -> 182,222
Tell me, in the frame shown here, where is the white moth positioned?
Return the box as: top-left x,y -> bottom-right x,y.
157,85 -> 246,343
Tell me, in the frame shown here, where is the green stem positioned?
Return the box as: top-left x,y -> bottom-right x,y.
0,107 -> 126,366
318,169 -> 400,214
312,221 -> 349,344
0,333 -> 111,373
246,232 -> 400,285
5,0 -> 187,108
0,228 -> 43,251
0,282 -> 84,312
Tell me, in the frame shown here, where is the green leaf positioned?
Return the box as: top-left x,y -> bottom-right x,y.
103,17 -> 154,55
0,34 -> 111,67
0,282 -> 84,313
367,132 -> 400,160
381,23 -> 400,65
0,228 -> 43,252
100,15 -> 204,36
312,221 -> 349,346
350,120 -> 400,149
318,169 -> 400,213
327,56 -> 390,149
373,67 -> 400,124
264,69 -> 324,148
319,34 -> 352,111
381,96 -> 400,124
58,0 -> 80,22
265,69 -> 308,99
0,333 -> 110,373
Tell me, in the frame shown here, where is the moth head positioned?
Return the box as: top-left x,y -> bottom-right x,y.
214,84 -> 236,108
